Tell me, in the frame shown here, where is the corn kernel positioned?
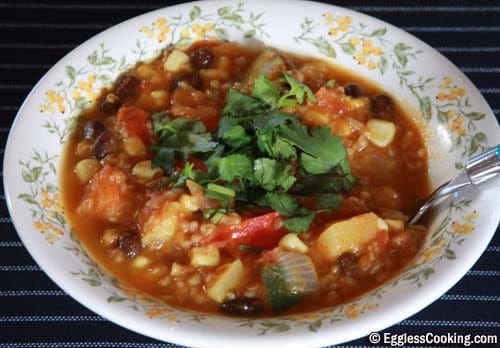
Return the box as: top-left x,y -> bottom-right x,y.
190,246 -> 220,268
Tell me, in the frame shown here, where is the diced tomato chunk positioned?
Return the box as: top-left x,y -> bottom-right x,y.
170,105 -> 219,131
116,106 -> 151,144
171,88 -> 220,131
375,229 -> 389,247
310,86 -> 352,118
77,165 -> 135,225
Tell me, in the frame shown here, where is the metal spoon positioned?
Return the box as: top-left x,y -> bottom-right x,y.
409,144 -> 500,225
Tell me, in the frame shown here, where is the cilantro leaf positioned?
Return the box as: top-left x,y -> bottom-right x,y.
204,188 -> 232,208
283,212 -> 316,234
152,112 -> 216,172
188,132 -> 218,153
252,74 -> 280,106
217,116 -> 239,137
256,129 -> 297,160
222,88 -> 270,117
217,154 -> 254,182
278,73 -> 317,107
254,158 -> 296,191
222,125 -> 251,148
271,137 -> 297,159
279,124 -> 346,174
252,110 -> 296,129
151,147 -> 175,174
316,193 -> 343,210
291,172 -> 357,195
262,192 -> 299,217
174,161 -> 211,188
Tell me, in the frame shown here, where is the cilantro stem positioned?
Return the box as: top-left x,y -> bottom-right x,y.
207,183 -> 236,197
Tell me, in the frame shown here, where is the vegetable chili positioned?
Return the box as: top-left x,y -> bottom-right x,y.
62,41 -> 429,316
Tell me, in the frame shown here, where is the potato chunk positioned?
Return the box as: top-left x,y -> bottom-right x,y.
207,260 -> 244,303
317,212 -> 388,261
141,202 -> 181,247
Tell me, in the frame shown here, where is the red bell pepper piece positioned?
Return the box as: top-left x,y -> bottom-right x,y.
200,212 -> 285,251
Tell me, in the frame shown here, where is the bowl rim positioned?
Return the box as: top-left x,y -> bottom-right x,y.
3,0 -> 500,347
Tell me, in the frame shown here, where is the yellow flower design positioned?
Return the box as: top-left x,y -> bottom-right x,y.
449,116 -> 466,136
372,47 -> 382,56
191,22 -> 215,40
45,234 -> 59,244
323,12 -> 334,25
349,36 -> 360,46
141,17 -> 171,43
336,16 -> 352,31
464,211 -> 478,222
71,90 -> 81,100
180,28 -> 190,38
436,77 -> 466,101
353,39 -> 383,69
33,221 -> 45,231
363,303 -> 377,311
328,27 -> 338,36
439,77 -> 452,89
167,22 -> 217,42
327,15 -> 352,37
345,303 -> 360,319
41,198 -> 53,208
145,307 -> 169,319
353,50 -> 366,65
40,89 -> 66,113
451,221 -> 474,234
446,110 -> 457,120
75,75 -> 98,102
421,247 -> 441,263
451,210 -> 478,234
33,220 -> 63,244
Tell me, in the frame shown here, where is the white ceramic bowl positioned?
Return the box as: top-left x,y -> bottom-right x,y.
4,1 -> 500,347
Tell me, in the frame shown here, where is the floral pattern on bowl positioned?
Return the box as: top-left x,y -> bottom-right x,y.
4,1 -> 499,347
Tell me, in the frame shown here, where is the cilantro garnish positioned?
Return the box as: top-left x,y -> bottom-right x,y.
151,72 -> 356,232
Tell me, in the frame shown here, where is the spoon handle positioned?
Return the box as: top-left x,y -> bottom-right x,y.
409,145 -> 499,225
466,144 -> 500,185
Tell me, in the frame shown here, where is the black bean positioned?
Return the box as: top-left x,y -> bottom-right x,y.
171,71 -> 202,90
190,47 -> 215,69
371,94 -> 393,120
115,75 -> 140,98
82,120 -> 104,140
99,93 -> 121,113
118,231 -> 142,259
93,130 -> 116,160
343,83 -> 364,98
337,252 -> 359,277
220,297 -> 264,315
